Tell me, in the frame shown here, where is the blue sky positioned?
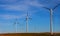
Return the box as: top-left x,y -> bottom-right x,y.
0,0 -> 60,33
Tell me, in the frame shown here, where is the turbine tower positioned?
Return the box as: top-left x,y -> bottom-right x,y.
25,12 -> 31,32
42,4 -> 60,35
13,18 -> 20,33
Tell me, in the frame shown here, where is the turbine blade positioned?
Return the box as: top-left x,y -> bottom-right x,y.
17,22 -> 20,24
13,22 -> 16,25
53,4 -> 60,10
29,18 -> 32,20
43,7 -> 50,10
27,12 -> 28,16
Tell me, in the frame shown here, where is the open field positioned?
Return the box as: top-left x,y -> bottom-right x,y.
0,33 -> 60,36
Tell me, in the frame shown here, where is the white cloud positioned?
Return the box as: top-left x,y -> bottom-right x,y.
0,0 -> 44,20
0,0 -> 18,3
19,0 -> 44,7
0,14 -> 26,19
0,0 -> 44,11
3,5 -> 29,11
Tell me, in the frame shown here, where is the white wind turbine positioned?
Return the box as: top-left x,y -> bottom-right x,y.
25,12 -> 32,32
13,18 -> 20,33
42,4 -> 60,35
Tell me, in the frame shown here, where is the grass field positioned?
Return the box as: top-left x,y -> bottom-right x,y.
0,33 -> 60,36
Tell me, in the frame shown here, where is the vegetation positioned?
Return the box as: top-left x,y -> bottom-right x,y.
0,33 -> 60,36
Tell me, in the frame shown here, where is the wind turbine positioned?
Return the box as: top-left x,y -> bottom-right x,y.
13,18 -> 20,33
25,12 -> 31,32
42,4 -> 60,35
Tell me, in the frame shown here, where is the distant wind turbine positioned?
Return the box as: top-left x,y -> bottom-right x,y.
25,12 -> 32,32
42,4 -> 60,35
13,18 -> 20,33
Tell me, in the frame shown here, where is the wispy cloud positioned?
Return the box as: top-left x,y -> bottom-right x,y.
0,0 -> 45,20
0,0 -> 18,3
0,0 -> 44,11
25,0 -> 44,7
0,5 -> 29,11
0,14 -> 26,19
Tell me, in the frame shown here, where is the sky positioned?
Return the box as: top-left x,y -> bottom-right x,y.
0,0 -> 60,33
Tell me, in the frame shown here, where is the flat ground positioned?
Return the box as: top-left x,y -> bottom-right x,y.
0,33 -> 60,36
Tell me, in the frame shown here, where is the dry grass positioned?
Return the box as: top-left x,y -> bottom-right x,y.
0,33 -> 60,36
